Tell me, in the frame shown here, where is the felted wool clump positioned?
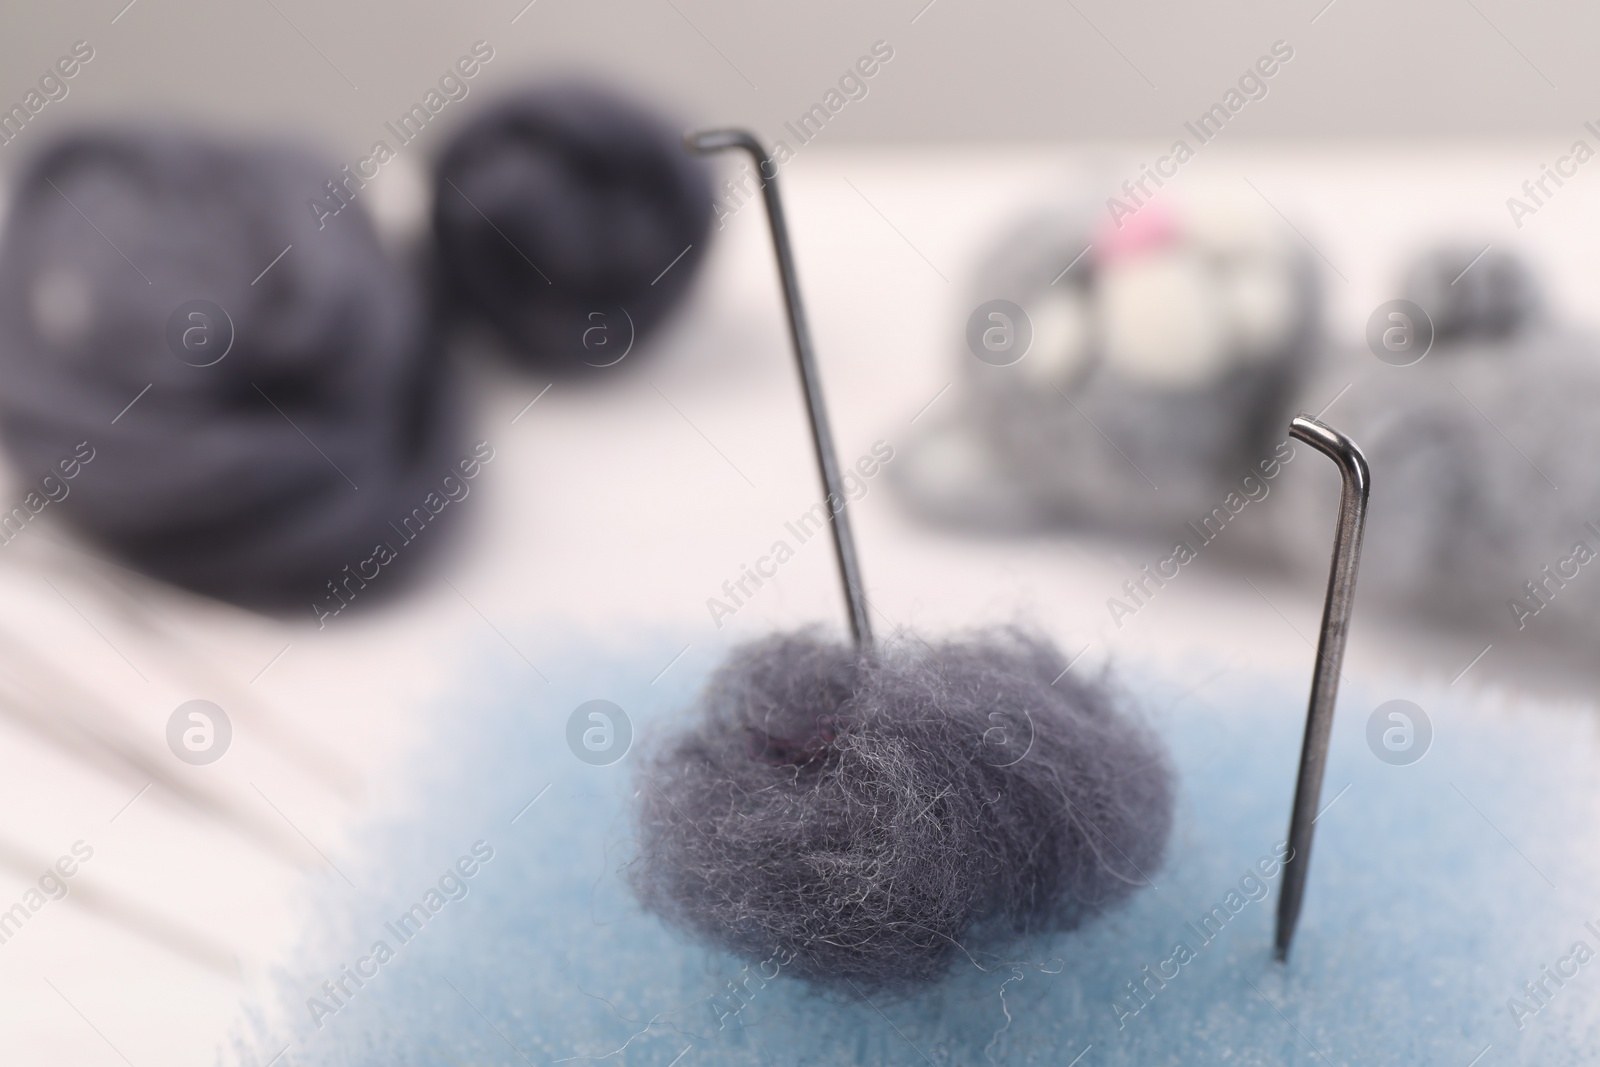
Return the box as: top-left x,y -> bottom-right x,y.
1276,245 -> 1600,650
892,189 -> 1320,539
0,128 -> 464,611
629,630 -> 1174,992
432,82 -> 713,372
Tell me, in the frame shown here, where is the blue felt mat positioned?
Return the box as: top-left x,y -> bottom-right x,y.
233,632 -> 1600,1066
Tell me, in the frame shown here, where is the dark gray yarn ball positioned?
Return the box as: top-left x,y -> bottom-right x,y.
432,83 -> 713,372
0,128 -> 463,611
631,630 -> 1174,992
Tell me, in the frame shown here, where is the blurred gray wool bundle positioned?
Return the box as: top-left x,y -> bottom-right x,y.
1277,245 -> 1600,649
1402,241 -> 1539,343
630,629 -> 1175,993
0,127 -> 465,612
431,82 -> 714,373
892,191 -> 1321,541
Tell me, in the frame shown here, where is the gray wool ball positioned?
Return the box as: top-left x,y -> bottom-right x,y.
0,128 -> 464,612
893,195 -> 1321,543
432,82 -> 713,373
630,629 -> 1174,993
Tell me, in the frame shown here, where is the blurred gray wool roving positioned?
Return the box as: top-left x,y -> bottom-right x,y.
893,187 -> 1321,546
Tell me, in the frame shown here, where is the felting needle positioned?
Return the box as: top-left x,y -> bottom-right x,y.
683,128 -> 873,650
1274,413 -> 1371,961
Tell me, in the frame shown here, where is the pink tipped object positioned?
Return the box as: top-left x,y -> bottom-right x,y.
1094,202 -> 1179,265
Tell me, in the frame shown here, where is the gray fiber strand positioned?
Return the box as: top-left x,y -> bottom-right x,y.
630,629 -> 1175,993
